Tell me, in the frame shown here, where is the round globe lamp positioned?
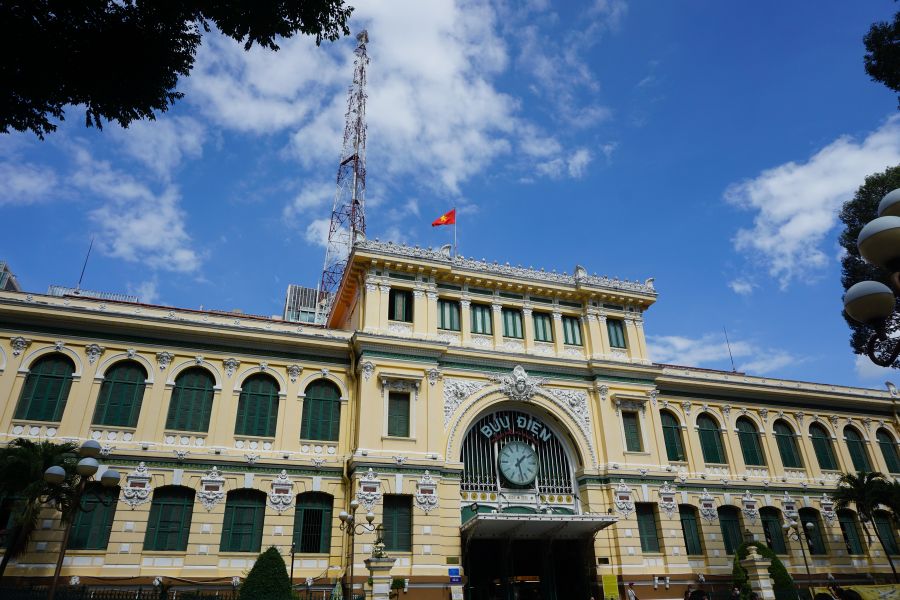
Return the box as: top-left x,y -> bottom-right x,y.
844,281 -> 896,325
858,216 -> 900,270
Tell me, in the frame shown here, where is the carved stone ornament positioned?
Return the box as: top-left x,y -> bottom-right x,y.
795,411 -> 805,426
492,365 -> 546,403
829,415 -> 839,428
682,401 -> 692,417
781,492 -> 798,518
415,471 -> 439,513
647,388 -> 659,406
70,576 -> 81,586
741,490 -> 759,524
126,348 -> 136,359
759,408 -> 769,423
122,462 -> 153,507
360,360 -> 375,382
820,493 -> 836,525
426,368 -> 442,386
10,336 -> 31,357
699,489 -> 717,523
596,383 -> 609,402
223,358 -> 240,378
287,364 -> 302,383
198,467 -> 226,511
156,352 -> 175,371
356,468 -> 382,510
245,454 -> 259,465
613,480 -> 635,518
268,470 -> 295,513
442,378 -> 488,427
658,481 -> 677,518
85,344 -> 105,365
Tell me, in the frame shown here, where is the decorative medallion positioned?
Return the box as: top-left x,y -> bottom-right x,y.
491,365 -> 545,403
85,344 -> 105,365
681,401 -> 692,417
781,492 -> 798,518
820,493 -> 836,525
741,490 -> 759,524
658,481 -> 677,518
287,364 -> 302,383
414,471 -> 439,513
426,368 -> 442,386
699,489 -> 717,522
223,358 -> 240,378
10,336 -> 31,357
613,480 -> 634,518
360,360 -> 375,382
198,467 -> 226,511
647,388 -> 659,406
156,352 -> 174,371
356,468 -> 382,510
596,384 -> 609,402
122,462 -> 153,507
268,470 -> 295,513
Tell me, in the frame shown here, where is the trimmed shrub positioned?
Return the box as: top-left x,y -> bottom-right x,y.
239,546 -> 293,600
732,542 -> 794,600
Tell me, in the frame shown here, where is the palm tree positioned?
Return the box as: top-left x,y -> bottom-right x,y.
834,471 -> 899,583
0,438 -> 80,578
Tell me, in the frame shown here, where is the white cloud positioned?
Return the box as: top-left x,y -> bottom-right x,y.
726,116 -> 900,288
854,354 -> 897,386
537,148 -> 593,179
111,116 -> 205,179
283,182 -> 335,222
728,278 -> 755,295
127,278 -> 161,305
648,332 -> 798,375
70,147 -> 202,273
0,162 -> 58,205
304,218 -> 332,249
567,148 -> 592,177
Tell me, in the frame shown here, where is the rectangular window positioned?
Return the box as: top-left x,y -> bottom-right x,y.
761,511 -> 787,554
388,289 -> 413,322
562,316 -> 582,345
532,312 -> 553,342
635,503 -> 660,552
383,495 -> 412,552
438,299 -> 461,331
387,392 -> 410,438
875,513 -> 899,555
622,412 -> 643,452
720,511 -> 743,555
68,486 -> 117,550
502,308 -> 523,338
679,506 -> 703,556
607,319 -> 627,348
839,513 -> 864,555
470,304 -> 493,335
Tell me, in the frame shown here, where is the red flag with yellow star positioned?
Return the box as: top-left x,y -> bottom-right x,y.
431,209 -> 456,227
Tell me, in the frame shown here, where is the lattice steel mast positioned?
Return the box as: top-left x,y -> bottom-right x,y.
316,30 -> 369,323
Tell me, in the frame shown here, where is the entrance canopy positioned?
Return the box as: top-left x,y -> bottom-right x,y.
461,513 -> 616,540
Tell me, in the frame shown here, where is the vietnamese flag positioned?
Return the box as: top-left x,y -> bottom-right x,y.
431,208 -> 456,227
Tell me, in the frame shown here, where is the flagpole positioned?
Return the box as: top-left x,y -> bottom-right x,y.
453,210 -> 457,258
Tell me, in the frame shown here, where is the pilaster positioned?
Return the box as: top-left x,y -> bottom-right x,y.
552,311 -> 564,355
460,298 -> 472,346
412,289 -> 428,337
491,303 -> 503,348
425,290 -> 439,337
522,304 -> 535,353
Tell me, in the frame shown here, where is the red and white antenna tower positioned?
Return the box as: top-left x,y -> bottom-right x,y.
316,29 -> 369,323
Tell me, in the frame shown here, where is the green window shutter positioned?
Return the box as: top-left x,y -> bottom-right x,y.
235,375 -> 279,437
760,508 -> 786,554
294,493 -> 333,553
387,392 -> 410,437
736,418 -> 765,466
166,368 -> 215,432
810,425 -> 838,470
622,412 -> 642,452
562,316 -> 582,345
845,428 -> 871,472
68,484 -> 117,550
532,313 -> 552,342
470,304 -> 493,335
635,504 -> 660,552
718,507 -> 742,555
145,487 -> 194,551
301,380 -> 341,441
389,290 -> 412,322
875,512 -> 899,555
607,319 -> 626,348
698,415 -> 724,464
384,495 -> 412,552
502,308 -> 523,338
799,510 -> 826,555
774,421 -> 803,469
15,355 -> 75,422
838,511 -> 864,555
438,300 -> 461,331
679,506 -> 703,556
221,491 -> 265,553
877,430 -> 900,474
93,362 -> 147,427
661,412 -> 685,461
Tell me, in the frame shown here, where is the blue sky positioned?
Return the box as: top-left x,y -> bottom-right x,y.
2,1 -> 899,389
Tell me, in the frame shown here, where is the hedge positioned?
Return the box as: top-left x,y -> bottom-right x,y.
732,541 -> 794,600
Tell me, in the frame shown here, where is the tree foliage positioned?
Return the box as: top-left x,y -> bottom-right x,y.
864,8 -> 900,108
838,165 -> 900,367
732,541 -> 794,600
0,0 -> 353,139
833,471 -> 899,582
0,438 -> 81,577
239,546 -> 293,600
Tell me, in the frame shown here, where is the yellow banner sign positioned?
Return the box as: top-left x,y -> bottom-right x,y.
602,574 -> 619,600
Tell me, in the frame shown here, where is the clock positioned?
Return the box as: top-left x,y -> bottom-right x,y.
498,441 -> 538,486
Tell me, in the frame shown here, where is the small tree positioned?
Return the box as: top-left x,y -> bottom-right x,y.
732,541 -> 794,600
834,471 -> 899,583
864,9 -> 900,109
239,547 -> 293,600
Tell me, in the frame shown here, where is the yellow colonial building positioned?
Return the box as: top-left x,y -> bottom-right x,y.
1,239 -> 899,600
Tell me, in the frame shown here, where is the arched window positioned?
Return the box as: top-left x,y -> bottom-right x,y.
14,354 -> 75,422
773,420 -> 803,469
760,507 -> 786,554
221,490 -> 266,553
799,508 -> 827,555
810,423 -> 838,471
844,426 -> 872,472
837,509 -> 865,555
718,506 -> 743,555
875,510 -> 900,555
678,505 -> 703,556
736,417 -> 766,466
660,411 -> 685,461
92,361 -> 147,427
301,380 -> 341,441
68,483 -> 118,550
697,413 -> 726,464
144,486 -> 194,551
166,368 -> 215,432
293,492 -> 333,553
877,429 -> 900,474
235,375 -> 279,437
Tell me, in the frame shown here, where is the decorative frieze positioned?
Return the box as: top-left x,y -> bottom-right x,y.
268,470 -> 295,513
122,462 -> 153,507
414,471 -> 439,513
613,480 -> 634,517
658,481 -> 677,518
198,467 -> 225,511
356,468 -> 382,510
699,489 -> 717,522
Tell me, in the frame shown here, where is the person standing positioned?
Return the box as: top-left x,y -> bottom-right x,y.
627,583 -> 639,600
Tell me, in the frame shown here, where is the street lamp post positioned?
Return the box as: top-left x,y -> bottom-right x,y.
842,188 -> 900,367
783,519 -> 815,584
338,499 -> 377,600
43,440 -> 121,600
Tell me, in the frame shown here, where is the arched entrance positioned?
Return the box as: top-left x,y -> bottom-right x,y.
459,405 -> 612,600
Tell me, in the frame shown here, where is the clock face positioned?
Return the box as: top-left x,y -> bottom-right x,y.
498,441 -> 538,486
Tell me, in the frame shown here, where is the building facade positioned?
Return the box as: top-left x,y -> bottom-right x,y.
1,240 -> 899,600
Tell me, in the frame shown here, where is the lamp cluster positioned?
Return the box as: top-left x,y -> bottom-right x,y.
842,189 -> 900,367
